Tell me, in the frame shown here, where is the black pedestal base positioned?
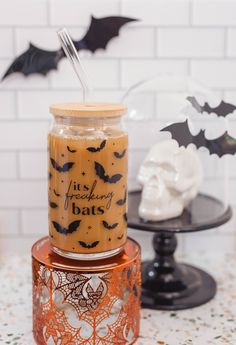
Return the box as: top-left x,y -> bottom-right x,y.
142,262 -> 216,310
127,191 -> 231,310
141,232 -> 216,310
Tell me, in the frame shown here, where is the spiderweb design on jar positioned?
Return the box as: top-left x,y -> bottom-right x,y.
32,257 -> 141,345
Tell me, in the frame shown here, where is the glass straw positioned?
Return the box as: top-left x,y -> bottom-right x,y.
57,28 -> 90,102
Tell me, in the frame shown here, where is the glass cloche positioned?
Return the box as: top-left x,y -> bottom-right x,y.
122,75 -> 233,224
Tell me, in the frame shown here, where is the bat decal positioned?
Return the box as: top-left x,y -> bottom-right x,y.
87,140 -> 106,152
116,190 -> 127,206
187,96 -> 236,117
123,213 -> 127,222
50,158 -> 74,172
67,145 -> 77,153
102,221 -> 118,230
49,201 -> 58,209
74,16 -> 137,53
117,234 -> 124,240
78,240 -> 99,249
161,119 -> 236,157
2,43 -> 63,80
53,189 -> 60,197
2,16 -> 136,80
52,220 -> 81,235
114,149 -> 126,159
95,161 -> 122,183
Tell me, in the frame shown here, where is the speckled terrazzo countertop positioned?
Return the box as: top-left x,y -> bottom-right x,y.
0,253 -> 236,345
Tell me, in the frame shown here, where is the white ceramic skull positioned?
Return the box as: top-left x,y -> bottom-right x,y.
138,140 -> 203,221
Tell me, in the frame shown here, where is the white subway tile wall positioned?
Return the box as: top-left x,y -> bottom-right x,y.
0,0 -> 236,255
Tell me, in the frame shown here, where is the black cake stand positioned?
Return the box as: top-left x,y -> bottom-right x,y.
128,191 -> 232,310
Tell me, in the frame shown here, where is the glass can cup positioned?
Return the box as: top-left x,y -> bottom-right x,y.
48,102 -> 128,260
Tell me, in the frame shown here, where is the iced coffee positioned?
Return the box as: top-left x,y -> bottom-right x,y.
48,103 -> 128,259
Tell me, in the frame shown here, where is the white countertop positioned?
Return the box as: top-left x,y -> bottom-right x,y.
0,253 -> 236,345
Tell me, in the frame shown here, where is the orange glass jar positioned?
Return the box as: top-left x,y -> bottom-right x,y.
48,102 -> 128,260
32,236 -> 141,345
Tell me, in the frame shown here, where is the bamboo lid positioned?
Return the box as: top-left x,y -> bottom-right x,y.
49,102 -> 127,118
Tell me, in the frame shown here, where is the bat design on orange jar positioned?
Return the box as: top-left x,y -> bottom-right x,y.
102,221 -> 118,230
116,190 -> 127,205
95,161 -> 122,183
52,220 -> 81,235
87,140 -> 106,152
53,189 -> 60,197
67,145 -> 77,153
50,158 -> 75,173
49,201 -> 58,209
114,149 -> 126,159
78,240 -> 100,249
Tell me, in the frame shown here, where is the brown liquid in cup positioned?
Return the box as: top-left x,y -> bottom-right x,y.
48,130 -> 128,255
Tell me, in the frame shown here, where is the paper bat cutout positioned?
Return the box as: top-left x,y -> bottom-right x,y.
53,189 -> 60,197
187,96 -> 236,117
2,16 -> 136,80
161,119 -> 236,157
78,240 -> 99,249
2,43 -> 63,79
52,220 -> 81,235
67,145 -> 77,153
114,149 -> 126,159
95,161 -> 122,183
116,190 -> 127,205
73,16 -> 137,53
117,234 -> 124,240
50,158 -> 74,172
49,201 -> 58,209
87,140 -> 106,152
102,220 -> 118,230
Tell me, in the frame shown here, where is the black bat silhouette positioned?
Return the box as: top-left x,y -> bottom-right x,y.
53,189 -> 60,197
95,161 -> 122,183
74,16 -> 137,53
52,220 -> 81,235
187,96 -> 236,117
116,190 -> 127,205
2,43 -> 63,79
50,158 -> 74,172
2,16 -> 136,80
114,149 -> 126,159
123,213 -> 127,222
49,201 -> 58,209
78,240 -> 99,249
102,221 -> 118,230
67,145 -> 77,153
87,140 -> 106,152
117,234 -> 124,240
161,119 -> 236,157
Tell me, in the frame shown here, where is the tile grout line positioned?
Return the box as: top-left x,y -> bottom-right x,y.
47,0 -> 51,26
189,0 -> 193,27
223,27 -> 228,58
18,208 -> 23,235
